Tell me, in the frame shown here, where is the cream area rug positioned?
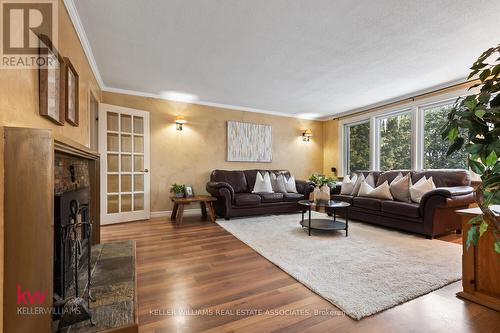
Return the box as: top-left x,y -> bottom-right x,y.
216,212 -> 461,320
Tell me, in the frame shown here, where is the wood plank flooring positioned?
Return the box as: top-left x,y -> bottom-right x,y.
101,216 -> 500,333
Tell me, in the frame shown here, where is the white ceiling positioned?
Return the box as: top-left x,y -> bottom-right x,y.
71,0 -> 500,119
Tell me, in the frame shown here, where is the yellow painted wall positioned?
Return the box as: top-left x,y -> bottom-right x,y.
0,0 -> 100,146
322,119 -> 340,178
0,2 -> 100,331
101,92 -> 325,212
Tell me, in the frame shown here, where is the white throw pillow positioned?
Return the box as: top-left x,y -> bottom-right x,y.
285,175 -> 298,193
270,173 -> 287,193
358,180 -> 393,200
340,174 -> 358,195
351,173 -> 365,196
252,172 -> 274,193
390,173 -> 411,202
410,176 -> 436,203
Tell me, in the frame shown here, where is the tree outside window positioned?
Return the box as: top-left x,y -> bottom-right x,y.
346,122 -> 369,174
378,113 -> 412,171
423,103 -> 467,169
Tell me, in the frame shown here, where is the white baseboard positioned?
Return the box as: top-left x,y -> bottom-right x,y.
150,208 -> 201,219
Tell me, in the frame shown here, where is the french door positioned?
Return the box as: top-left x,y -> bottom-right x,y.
99,103 -> 150,224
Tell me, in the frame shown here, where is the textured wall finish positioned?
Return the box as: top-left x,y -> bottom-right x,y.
227,121 -> 272,162
101,91 -> 324,213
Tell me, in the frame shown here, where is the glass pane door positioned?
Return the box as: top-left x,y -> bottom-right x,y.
100,104 -> 150,224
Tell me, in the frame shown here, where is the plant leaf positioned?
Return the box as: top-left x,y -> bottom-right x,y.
466,225 -> 479,250
485,150 -> 498,167
469,159 -> 485,175
475,109 -> 486,119
479,220 -> 488,236
495,240 -> 500,254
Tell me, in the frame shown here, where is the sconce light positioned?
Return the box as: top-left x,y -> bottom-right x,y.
175,116 -> 187,130
302,129 -> 313,142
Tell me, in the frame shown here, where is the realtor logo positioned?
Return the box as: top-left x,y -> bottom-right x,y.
0,0 -> 58,68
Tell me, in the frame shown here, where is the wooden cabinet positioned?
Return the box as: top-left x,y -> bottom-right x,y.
456,208 -> 500,311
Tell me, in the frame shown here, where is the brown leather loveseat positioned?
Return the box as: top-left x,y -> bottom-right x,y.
330,169 -> 475,238
206,169 -> 314,219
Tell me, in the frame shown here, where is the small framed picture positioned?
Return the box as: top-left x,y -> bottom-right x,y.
39,34 -> 65,125
184,185 -> 194,197
64,57 -> 79,126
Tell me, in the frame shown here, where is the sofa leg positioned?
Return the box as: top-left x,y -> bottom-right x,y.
426,235 -> 433,240
225,217 -> 231,221
456,229 -> 462,234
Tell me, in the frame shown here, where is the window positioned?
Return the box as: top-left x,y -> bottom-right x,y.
377,112 -> 412,171
345,121 -> 370,174
422,103 -> 467,169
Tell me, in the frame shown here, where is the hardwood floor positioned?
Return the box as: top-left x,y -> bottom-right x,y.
101,216 -> 500,333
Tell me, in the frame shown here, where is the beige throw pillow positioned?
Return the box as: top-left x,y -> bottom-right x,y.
410,176 -> 436,203
340,174 -> 358,195
351,173 -> 365,196
390,173 -> 411,202
270,173 -> 287,193
285,175 -> 298,193
358,180 -> 393,200
252,172 -> 274,193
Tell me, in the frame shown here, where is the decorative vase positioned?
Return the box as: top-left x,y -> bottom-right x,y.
311,187 -> 321,202
318,185 -> 330,202
175,192 -> 184,198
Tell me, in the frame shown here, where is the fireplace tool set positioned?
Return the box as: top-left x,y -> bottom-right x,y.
56,199 -> 95,329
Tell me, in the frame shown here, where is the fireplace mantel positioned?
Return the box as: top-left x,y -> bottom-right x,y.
2,127 -> 101,333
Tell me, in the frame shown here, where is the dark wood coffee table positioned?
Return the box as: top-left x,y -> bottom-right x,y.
298,200 -> 350,236
170,195 -> 217,224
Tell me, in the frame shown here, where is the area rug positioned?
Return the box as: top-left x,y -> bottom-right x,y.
216,212 -> 461,320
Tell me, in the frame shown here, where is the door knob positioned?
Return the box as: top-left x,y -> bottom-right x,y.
143,169 -> 149,173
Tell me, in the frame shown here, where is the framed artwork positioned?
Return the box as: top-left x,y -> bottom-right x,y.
184,185 -> 194,197
39,34 -> 65,125
227,121 -> 272,162
64,57 -> 79,126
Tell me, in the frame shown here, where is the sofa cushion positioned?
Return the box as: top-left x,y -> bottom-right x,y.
258,192 -> 284,203
211,170 -> 248,193
381,201 -> 421,218
352,197 -> 383,211
234,193 -> 262,206
331,194 -> 354,204
412,169 -> 470,187
376,170 -> 412,186
283,193 -> 304,202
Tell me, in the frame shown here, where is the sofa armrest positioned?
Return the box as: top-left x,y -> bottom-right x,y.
206,181 -> 235,201
295,180 -> 315,197
419,186 -> 475,217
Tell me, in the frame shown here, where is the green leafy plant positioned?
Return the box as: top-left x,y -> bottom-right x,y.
308,174 -> 337,187
441,44 -> 500,254
170,183 -> 186,194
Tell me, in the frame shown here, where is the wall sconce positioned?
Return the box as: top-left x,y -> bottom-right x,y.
175,116 -> 187,130
302,129 -> 313,142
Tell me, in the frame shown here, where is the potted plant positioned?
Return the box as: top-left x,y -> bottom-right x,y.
442,44 -> 500,253
442,44 -> 500,309
308,174 -> 337,202
170,183 -> 186,198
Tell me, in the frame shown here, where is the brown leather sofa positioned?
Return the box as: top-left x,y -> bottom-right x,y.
330,169 -> 475,238
206,169 -> 314,219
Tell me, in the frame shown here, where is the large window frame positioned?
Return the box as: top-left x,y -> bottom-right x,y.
339,89 -> 471,176
344,119 -> 371,175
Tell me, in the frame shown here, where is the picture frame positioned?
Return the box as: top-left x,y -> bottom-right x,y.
184,185 -> 194,197
64,57 -> 79,126
39,34 -> 65,125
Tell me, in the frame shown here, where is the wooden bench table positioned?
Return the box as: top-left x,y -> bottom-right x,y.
170,195 -> 217,224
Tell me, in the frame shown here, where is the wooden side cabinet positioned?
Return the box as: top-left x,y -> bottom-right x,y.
456,207 -> 500,312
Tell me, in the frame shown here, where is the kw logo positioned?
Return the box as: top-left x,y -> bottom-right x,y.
16,283 -> 47,305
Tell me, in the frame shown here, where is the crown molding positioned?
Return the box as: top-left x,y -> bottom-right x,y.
321,77 -> 469,121
101,86 -> 324,120
64,0 -> 104,88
